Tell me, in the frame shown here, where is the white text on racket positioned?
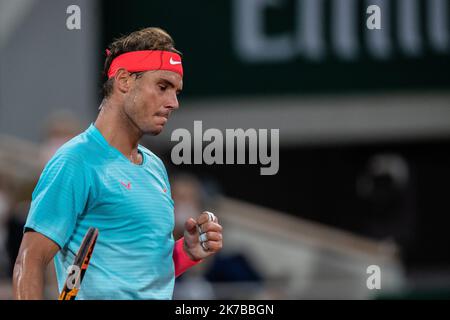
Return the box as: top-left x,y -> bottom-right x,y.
65,265 -> 81,290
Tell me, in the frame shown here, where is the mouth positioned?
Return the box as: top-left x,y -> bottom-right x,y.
155,114 -> 169,125
156,111 -> 170,119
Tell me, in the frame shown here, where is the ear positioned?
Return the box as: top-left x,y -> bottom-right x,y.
114,68 -> 134,94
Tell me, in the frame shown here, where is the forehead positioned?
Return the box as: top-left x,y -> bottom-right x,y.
143,70 -> 183,89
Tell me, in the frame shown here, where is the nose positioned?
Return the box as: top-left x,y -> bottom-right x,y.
168,93 -> 179,110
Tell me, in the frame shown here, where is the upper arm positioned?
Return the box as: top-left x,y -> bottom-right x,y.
13,230 -> 60,300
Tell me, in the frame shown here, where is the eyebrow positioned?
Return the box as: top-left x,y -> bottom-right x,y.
158,78 -> 182,93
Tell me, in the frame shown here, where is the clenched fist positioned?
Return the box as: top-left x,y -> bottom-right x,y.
183,211 -> 223,261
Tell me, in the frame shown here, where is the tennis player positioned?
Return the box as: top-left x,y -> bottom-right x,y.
12,27 -> 223,299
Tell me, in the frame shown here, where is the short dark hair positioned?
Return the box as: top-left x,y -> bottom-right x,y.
102,27 -> 182,98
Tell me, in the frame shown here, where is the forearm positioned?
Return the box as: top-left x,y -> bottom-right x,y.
13,254 -> 47,300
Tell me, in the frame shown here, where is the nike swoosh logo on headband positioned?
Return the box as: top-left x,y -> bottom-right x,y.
169,57 -> 182,65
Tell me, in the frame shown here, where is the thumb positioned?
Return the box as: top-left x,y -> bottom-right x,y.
184,218 -> 198,235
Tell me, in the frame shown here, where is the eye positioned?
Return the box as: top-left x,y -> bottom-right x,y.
158,85 -> 167,91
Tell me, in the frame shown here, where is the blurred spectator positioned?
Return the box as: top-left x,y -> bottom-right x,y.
356,153 -> 417,261
0,176 -> 13,279
39,110 -> 82,167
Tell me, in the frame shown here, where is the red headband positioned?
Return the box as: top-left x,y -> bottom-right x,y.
107,50 -> 183,78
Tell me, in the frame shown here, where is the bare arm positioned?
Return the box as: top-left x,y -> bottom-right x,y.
12,231 -> 60,300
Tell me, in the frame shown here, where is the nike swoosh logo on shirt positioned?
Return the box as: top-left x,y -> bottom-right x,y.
169,57 -> 181,65
120,181 -> 131,190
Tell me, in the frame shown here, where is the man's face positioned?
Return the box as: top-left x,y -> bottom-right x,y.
123,70 -> 183,135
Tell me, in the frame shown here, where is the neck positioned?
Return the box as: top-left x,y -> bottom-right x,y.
94,98 -> 143,163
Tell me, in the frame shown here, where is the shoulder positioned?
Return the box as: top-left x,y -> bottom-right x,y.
47,131 -> 97,170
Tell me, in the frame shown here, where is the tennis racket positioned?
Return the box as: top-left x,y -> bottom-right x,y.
58,227 -> 99,300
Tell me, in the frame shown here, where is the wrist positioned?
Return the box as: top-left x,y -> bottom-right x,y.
182,237 -> 201,261
173,238 -> 202,278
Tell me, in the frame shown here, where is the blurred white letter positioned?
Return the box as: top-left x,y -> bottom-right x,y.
66,5 -> 81,30
233,0 -> 294,62
366,265 -> 381,289
259,129 -> 279,176
203,128 -> 224,165
366,5 -> 381,30
171,129 -> 192,165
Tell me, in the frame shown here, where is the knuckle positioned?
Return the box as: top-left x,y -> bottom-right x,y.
207,232 -> 217,240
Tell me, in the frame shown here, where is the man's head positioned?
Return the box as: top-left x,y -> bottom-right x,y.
102,27 -> 183,135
